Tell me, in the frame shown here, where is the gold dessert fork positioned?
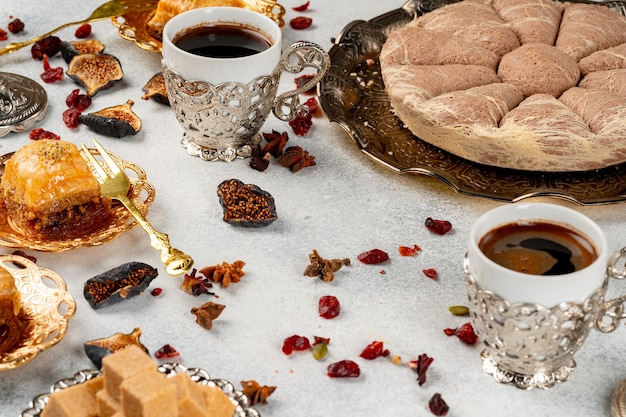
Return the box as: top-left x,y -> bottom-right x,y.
80,139 -> 193,276
0,0 -> 158,56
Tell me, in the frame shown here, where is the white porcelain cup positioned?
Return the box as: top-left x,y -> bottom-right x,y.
465,202 -> 626,389
160,7 -> 330,162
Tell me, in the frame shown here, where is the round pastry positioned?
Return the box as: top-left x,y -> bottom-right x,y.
380,0 -> 626,172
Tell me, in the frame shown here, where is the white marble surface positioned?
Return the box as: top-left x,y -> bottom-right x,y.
2,1 -> 626,416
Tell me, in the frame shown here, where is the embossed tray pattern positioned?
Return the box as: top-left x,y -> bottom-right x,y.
319,0 -> 626,205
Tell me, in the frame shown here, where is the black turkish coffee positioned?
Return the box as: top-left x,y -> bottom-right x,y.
478,221 -> 598,275
173,23 -> 272,58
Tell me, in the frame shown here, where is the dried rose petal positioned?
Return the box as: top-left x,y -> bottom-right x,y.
290,16 -> 313,30
407,353 -> 434,386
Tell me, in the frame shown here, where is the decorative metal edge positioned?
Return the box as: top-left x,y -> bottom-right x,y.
0,72 -> 48,137
612,377 -> 626,417
0,255 -> 75,372
21,364 -> 260,417
181,135 -> 257,162
319,0 -> 626,205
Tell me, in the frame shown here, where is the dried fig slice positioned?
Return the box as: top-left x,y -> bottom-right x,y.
66,53 -> 123,96
217,179 -> 277,227
84,327 -> 148,369
83,261 -> 158,309
141,73 -> 169,105
60,39 -> 105,63
79,99 -> 142,138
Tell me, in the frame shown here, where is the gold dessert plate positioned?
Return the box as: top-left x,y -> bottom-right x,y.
0,254 -> 76,371
22,363 -> 261,416
112,0 -> 286,52
0,148 -> 155,252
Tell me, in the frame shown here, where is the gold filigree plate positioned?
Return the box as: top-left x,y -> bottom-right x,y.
0,255 -> 76,371
21,363 -> 261,417
111,0 -> 286,52
0,148 -> 155,252
319,0 -> 626,205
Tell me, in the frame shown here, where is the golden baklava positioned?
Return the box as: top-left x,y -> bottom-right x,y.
0,265 -> 21,355
147,0 -> 245,38
0,140 -> 112,239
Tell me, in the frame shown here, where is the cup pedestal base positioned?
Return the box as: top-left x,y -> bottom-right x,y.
181,134 -> 261,162
480,349 -> 576,390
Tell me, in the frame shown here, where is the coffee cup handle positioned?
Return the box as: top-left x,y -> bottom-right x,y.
596,247 -> 626,333
271,41 -> 330,121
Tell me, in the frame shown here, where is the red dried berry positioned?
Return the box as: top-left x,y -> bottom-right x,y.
75,23 -> 92,38
359,341 -> 389,360
289,111 -> 313,136
423,268 -> 438,279
282,335 -> 311,355
399,244 -> 421,256
155,344 -> 179,359
295,74 -> 316,94
327,360 -> 360,378
62,108 -> 82,128
0,29 -> 7,41
444,322 -> 478,345
8,19 -> 25,34
304,97 -> 320,117
428,393 -> 449,416
357,249 -> 389,265
65,88 -> 92,111
292,1 -> 310,11
31,36 -> 62,60
40,55 -> 64,83
408,353 -> 434,386
319,295 -> 340,319
290,16 -> 313,30
151,288 -> 163,296
425,217 -> 452,235
28,127 -> 60,141
313,336 -> 330,346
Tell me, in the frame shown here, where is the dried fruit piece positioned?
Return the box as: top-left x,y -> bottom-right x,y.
429,393 -> 449,416
290,16 -> 313,29
83,262 -> 158,309
399,244 -> 421,256
80,99 -> 141,138
249,146 -> 270,172
0,29 -> 7,41
66,53 -> 124,96
312,342 -> 329,360
155,344 -> 179,360
319,295 -> 340,319
181,268 -> 215,296
141,73 -> 169,105
425,217 -> 452,235
282,335 -> 311,355
65,88 -> 92,111
60,39 -> 105,63
8,19 -> 25,34
241,380 -> 276,406
448,306 -> 470,316
40,55 -> 64,83
11,250 -> 36,265
151,287 -> 163,296
217,179 -> 277,227
407,353 -> 434,386
294,74 -> 316,94
28,127 -> 60,140
83,327 -> 148,369
191,301 -> 225,330
359,341 -> 389,360
304,249 -> 350,282
292,1 -> 310,11
288,111 -> 313,136
31,36 -> 61,60
75,23 -> 92,38
277,146 -> 316,171
327,360 -> 360,378
62,108 -> 82,128
199,260 -> 245,288
444,322 -> 478,345
423,268 -> 438,279
357,249 -> 389,264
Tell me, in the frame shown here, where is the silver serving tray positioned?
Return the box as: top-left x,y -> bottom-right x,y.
21,363 -> 260,417
319,0 -> 626,205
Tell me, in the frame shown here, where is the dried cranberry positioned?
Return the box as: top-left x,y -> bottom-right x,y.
31,36 -> 61,60
65,88 -> 91,111
444,322 -> 478,345
28,127 -> 60,140
75,23 -> 92,38
11,250 -> 36,264
313,336 -> 330,346
425,217 -> 452,235
357,249 -> 389,265
282,335 -> 311,355
423,268 -> 438,279
318,295 -> 340,319
289,111 -> 313,136
428,393 -> 449,416
359,341 -> 389,360
295,74 -> 316,94
8,19 -> 24,34
290,16 -> 313,30
408,353 -> 434,386
40,55 -> 64,83
292,1 -> 310,11
327,360 -> 360,378
399,244 -> 421,256
62,108 -> 81,128
151,288 -> 163,296
0,29 -> 7,41
155,344 -> 179,359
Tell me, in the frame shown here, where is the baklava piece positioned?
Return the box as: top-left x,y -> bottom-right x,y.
0,140 -> 112,239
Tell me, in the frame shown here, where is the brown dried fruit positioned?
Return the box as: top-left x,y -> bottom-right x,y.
84,327 -> 148,369
277,146 -> 316,172
141,73 -> 169,105
199,260 -> 245,288
217,179 -> 277,227
80,99 -> 141,138
60,39 -> 105,63
66,53 -> 124,96
304,249 -> 350,282
241,380 -> 276,406
191,301 -> 225,330
83,262 -> 158,309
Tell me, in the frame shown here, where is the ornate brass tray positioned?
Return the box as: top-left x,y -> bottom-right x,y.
0,255 -> 75,371
319,0 -> 626,205
0,149 -> 155,252
21,363 -> 261,417
112,0 -> 286,52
